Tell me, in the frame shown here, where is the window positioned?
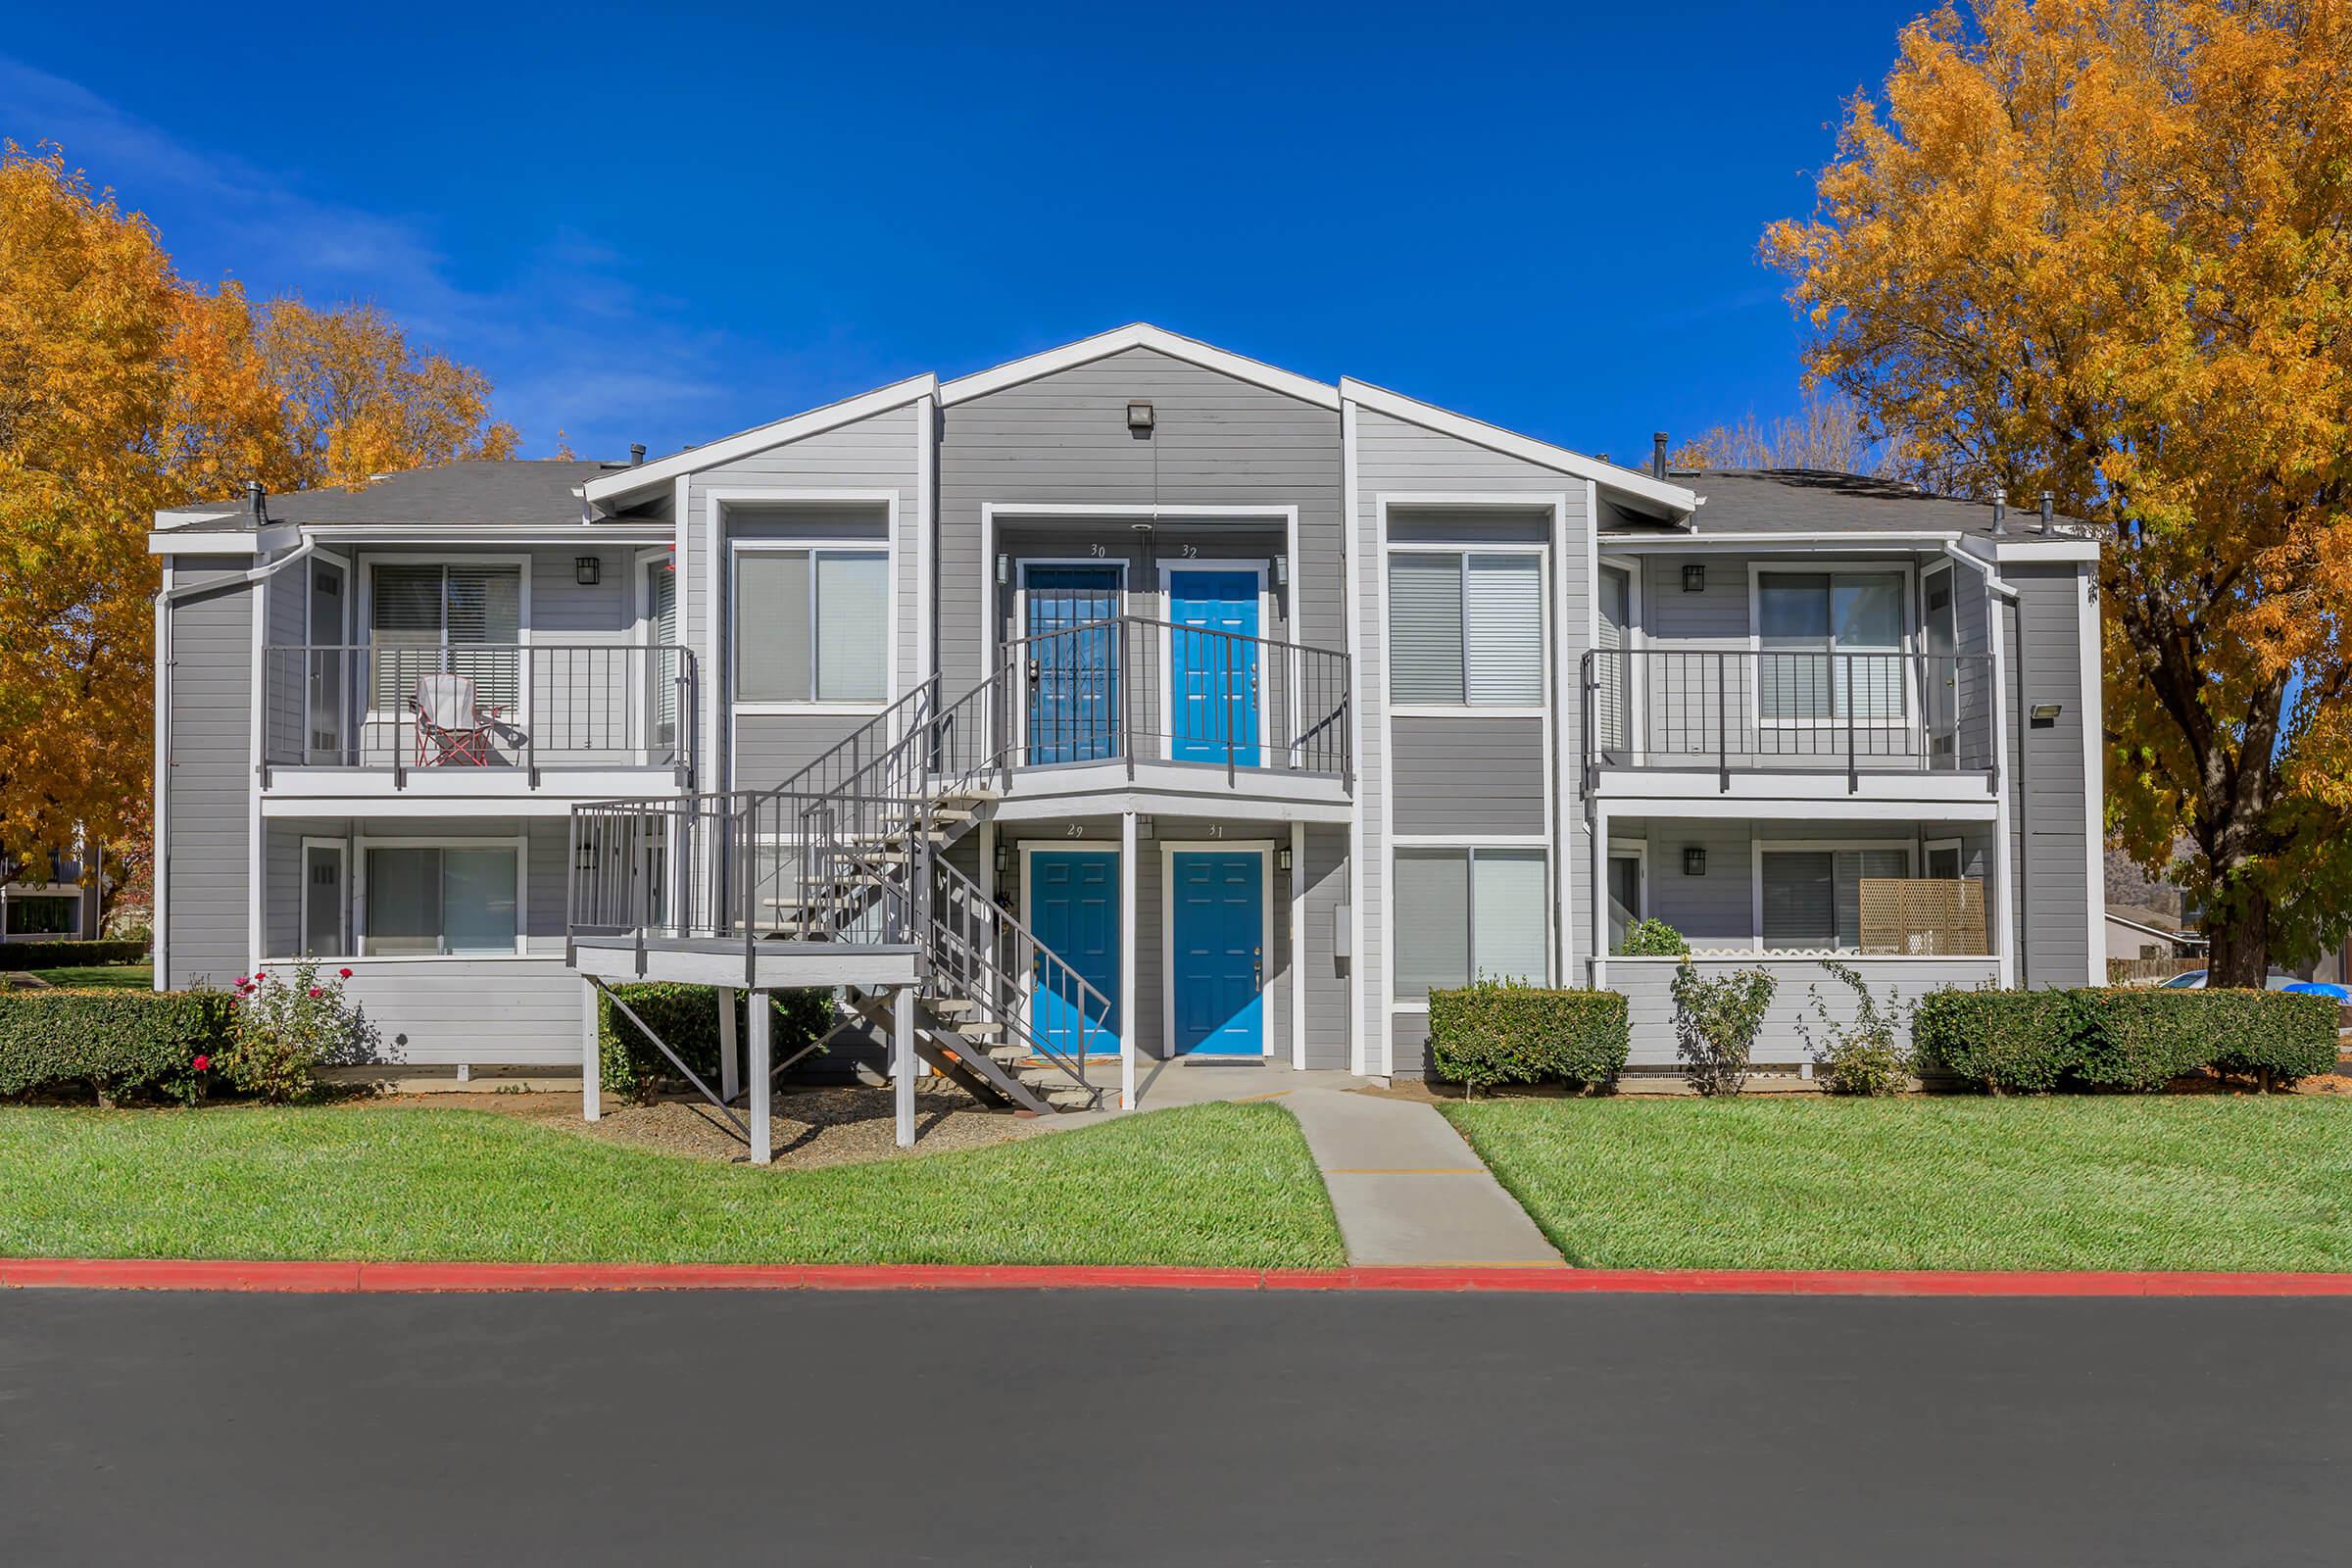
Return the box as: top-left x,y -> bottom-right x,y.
1756,570 -> 1905,721
1388,553 -> 1543,706
1758,846 -> 1912,952
735,549 -> 888,704
362,845 -> 519,956
1393,848 -> 1548,998
369,564 -> 522,712
4,896 -> 76,936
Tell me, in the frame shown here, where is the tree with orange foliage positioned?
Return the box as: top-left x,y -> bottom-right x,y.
1763,0 -> 2352,985
0,143 -> 520,903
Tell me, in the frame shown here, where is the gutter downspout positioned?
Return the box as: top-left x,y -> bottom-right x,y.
1944,541 -> 2025,986
150,531 -> 316,990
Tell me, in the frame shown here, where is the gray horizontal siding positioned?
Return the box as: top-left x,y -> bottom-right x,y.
165,562 -> 256,989
1610,956 -> 2000,1066
1390,717 -> 1545,834
2005,564 -> 2094,986
1299,823 -> 1349,1069
258,956 -> 584,1065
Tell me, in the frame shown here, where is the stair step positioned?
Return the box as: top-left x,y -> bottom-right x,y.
926,998 -> 978,1015
1044,1087 -> 1099,1110
949,1020 -> 1004,1038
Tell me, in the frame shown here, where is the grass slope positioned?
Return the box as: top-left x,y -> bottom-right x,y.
21,964 -> 152,990
0,1101 -> 1344,1268
1444,1098 -> 2352,1271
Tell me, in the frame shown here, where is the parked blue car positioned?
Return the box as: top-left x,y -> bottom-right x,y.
2155,969 -> 2303,990
2282,980 -> 2352,1002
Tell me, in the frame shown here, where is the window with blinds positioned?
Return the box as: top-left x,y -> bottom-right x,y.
362,845 -> 518,956
368,564 -> 521,712
1392,847 -> 1550,998
1760,847 -> 1911,951
1387,553 -> 1543,707
1757,570 -> 1905,721
735,549 -> 888,704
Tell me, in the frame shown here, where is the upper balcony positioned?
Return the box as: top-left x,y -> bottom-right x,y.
1581,647 -> 1999,805
261,643 -> 696,807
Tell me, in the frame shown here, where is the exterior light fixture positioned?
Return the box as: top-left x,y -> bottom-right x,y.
1274,555 -> 1289,586
1137,815 -> 1154,840
996,553 -> 1009,586
1126,401 -> 1154,431
575,557 -> 601,586
1682,564 -> 1705,593
1684,847 -> 1706,877
995,843 -> 1012,875
2031,703 -> 2063,723
1278,847 -> 1293,872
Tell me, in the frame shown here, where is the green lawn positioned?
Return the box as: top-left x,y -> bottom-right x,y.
20,963 -> 152,990
0,1101 -> 1345,1267
1444,1097 -> 2352,1271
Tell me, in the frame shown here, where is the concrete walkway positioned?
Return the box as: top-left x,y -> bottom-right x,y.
1282,1089 -> 1563,1267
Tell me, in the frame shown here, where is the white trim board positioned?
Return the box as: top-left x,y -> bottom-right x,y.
1158,838 -> 1279,1062
941,324 -> 1339,411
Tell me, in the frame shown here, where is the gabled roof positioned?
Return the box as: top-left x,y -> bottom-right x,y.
583,374 -> 938,507
1339,376 -> 1698,518
246,461 -> 615,528
937,323 -> 1341,410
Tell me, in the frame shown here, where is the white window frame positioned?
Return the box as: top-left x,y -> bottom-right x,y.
1013,558 -> 1129,764
729,538 -> 895,715
1746,560 -> 1916,731
1154,560 -> 1273,764
1605,837 -> 1647,953
1749,837 -> 1919,955
357,554 -> 534,724
1157,839 -> 1278,1060
1924,836 -> 1966,881
1594,554 -> 1644,752
296,836 -> 351,960
634,545 -> 679,766
1388,837 -> 1555,1004
351,833 -> 530,960
1385,543 -> 1550,718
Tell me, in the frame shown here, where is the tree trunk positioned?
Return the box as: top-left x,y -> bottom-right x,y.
2205,881 -> 2271,988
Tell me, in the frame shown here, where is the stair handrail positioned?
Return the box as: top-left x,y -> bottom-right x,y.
923,851 -> 1111,1102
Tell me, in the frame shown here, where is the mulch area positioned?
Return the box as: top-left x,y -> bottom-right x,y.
366,1084 -> 1055,1169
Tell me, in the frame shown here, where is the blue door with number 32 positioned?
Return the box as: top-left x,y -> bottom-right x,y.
1167,570 -> 1259,765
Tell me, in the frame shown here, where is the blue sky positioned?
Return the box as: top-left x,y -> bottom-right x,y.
4,2 -> 1930,465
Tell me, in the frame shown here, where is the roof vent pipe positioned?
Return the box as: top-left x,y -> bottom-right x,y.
629,443 -> 647,466
246,480 -> 268,524
2039,491 -> 2054,533
1991,488 -> 2007,535
1652,432 -> 1669,479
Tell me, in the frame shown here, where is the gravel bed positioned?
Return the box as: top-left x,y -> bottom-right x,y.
369,1084 -> 1056,1169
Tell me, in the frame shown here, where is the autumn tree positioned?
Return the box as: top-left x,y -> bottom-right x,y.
1669,388 -> 1930,482
0,142 -> 519,901
1762,0 -> 2352,984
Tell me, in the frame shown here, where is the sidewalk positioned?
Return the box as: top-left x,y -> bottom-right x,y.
1283,1089 -> 1562,1267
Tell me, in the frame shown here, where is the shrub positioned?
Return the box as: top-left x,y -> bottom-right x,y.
1426,980 -> 1629,1095
1795,960 -> 1915,1096
600,984 -> 836,1103
0,989 -> 230,1104
1913,988 -> 2082,1093
1618,918 -> 1690,957
1916,985 -> 2341,1094
1670,961 -> 1778,1096
0,939 -> 149,972
220,962 -> 370,1102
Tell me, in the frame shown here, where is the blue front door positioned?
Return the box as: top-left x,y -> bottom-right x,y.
1167,570 -> 1259,765
1170,850 -> 1264,1056
1028,850 -> 1121,1058
1026,566 -> 1120,764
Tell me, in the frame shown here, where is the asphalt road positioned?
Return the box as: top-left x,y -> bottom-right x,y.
3,1289 -> 2344,1566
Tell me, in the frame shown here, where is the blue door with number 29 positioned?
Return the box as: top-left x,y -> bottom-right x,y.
1027,850 -> 1122,1058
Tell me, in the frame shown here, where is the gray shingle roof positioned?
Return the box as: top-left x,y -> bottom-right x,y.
260,460 -> 624,526
1607,467 -> 2083,540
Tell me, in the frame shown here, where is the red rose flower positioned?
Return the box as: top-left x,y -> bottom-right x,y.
337,967 -> 353,979
192,1054 -> 210,1072
307,987 -> 323,999
225,1000 -> 237,1010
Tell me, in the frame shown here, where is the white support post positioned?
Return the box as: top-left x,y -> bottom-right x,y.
1590,806 -> 1610,991
894,988 -> 917,1149
747,989 -> 772,1164
1120,810 -> 1139,1111
716,985 -> 740,1103
579,976 -> 601,1122
1289,821 -> 1307,1070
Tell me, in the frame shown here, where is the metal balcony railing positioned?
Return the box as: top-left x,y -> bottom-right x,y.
1582,648 -> 1998,791
262,643 -> 696,785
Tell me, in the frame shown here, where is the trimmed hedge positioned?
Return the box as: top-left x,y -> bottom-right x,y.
0,989 -> 231,1104
598,983 -> 836,1102
0,939 -> 148,972
1427,980 -> 1629,1094
1916,986 -> 2338,1093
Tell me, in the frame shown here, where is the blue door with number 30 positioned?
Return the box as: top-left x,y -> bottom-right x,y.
1026,565 -> 1120,764
1167,569 -> 1259,765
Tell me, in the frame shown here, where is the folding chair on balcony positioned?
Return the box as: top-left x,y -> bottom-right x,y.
413,672 -> 504,767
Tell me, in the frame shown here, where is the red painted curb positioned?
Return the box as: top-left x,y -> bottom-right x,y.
6,1258 -> 2352,1297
